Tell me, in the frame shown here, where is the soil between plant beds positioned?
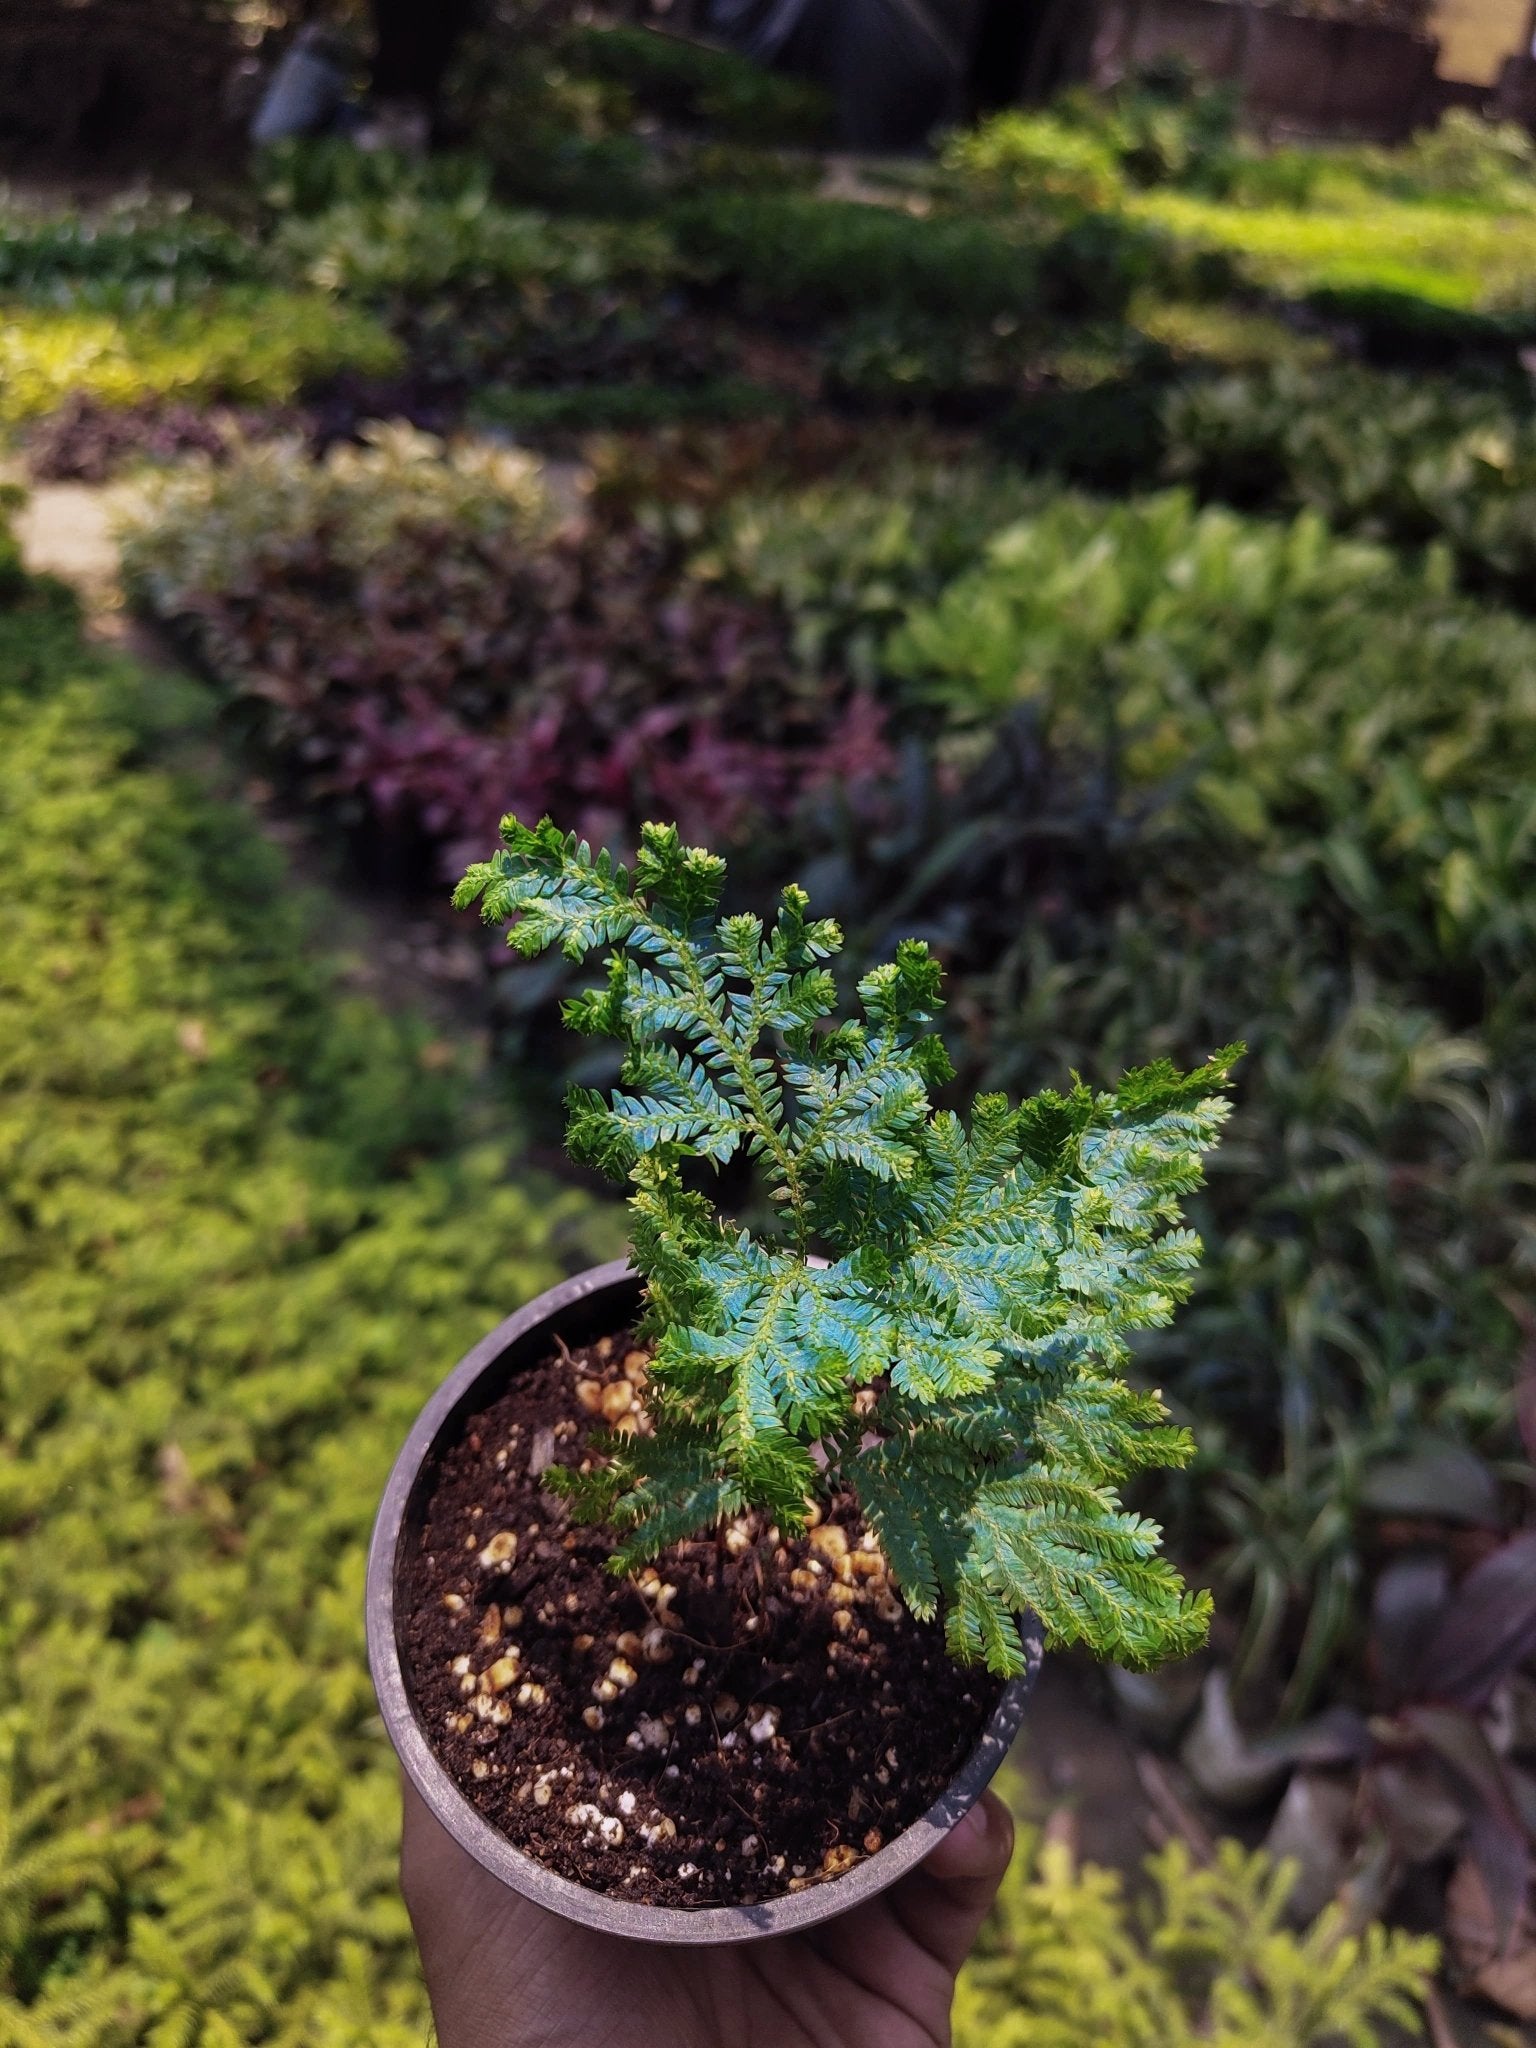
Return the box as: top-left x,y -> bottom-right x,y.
400,1329 -> 1004,1909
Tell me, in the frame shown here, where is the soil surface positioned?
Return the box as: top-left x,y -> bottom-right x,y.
400,1329 -> 1003,1908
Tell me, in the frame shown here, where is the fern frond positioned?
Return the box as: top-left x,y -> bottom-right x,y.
459,817 -> 1240,1670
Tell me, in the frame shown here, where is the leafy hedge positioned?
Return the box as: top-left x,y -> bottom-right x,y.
0,293 -> 398,425
1165,363 -> 1536,606
0,197 -> 263,309
277,193 -> 677,303
889,489 -> 1536,984
1127,187 -> 1536,322
668,190 -> 1159,323
0,558 -> 605,2045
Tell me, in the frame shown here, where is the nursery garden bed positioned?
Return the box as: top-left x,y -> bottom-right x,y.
0,502 -> 1439,2048
8,24 -> 1536,2041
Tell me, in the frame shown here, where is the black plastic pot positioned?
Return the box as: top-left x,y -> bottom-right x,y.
367,1258 -> 1041,1944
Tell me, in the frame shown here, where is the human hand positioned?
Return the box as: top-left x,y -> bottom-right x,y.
401,1775 -> 1013,2048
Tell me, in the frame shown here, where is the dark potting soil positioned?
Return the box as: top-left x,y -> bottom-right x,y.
400,1331 -> 1003,1909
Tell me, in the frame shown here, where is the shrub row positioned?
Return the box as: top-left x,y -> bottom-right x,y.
0,556 -> 605,2044
1165,362 -> 1536,606
710,476 -> 1536,1698
120,430 -> 892,886
0,293 -> 398,425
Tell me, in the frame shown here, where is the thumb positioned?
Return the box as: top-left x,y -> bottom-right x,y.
900,1790 -> 1015,1976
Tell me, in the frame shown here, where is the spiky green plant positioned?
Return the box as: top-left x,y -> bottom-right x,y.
457,818 -> 1238,1675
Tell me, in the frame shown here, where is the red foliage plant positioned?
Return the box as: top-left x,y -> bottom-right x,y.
173,513 -> 894,875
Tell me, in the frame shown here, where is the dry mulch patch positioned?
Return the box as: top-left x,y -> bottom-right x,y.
400,1331 -> 1002,1909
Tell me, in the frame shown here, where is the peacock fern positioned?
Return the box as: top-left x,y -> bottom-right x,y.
456,817 -> 1239,1675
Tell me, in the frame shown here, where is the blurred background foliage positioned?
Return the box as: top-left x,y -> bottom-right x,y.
7,11 -> 1536,2040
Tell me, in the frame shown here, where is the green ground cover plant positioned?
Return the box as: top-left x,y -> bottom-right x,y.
263,155 -> 711,398
0,292 -> 398,425
693,456 -> 1049,681
1165,362 -> 1536,606
468,375 -> 788,437
559,22 -> 835,146
0,554 -> 606,2044
888,488 -> 1536,984
0,195 -> 263,308
942,66 -> 1240,212
668,190 -> 1152,324
954,1821 -> 1435,2047
1205,108 -> 1536,216
436,20 -> 827,215
702,473 -> 1536,1721
277,190 -> 677,303
941,111 -> 1126,213
1125,187 -> 1536,319
943,93 -> 1536,362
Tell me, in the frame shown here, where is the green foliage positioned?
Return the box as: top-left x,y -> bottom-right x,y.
1130,295 -> 1333,372
468,375 -> 787,437
954,1824 -> 1437,2047
121,422 -> 548,603
857,483 -> 1536,1693
256,138 -> 496,219
277,190 -> 677,302
889,488 -> 1536,985
439,29 -> 664,216
1165,362 -> 1536,606
1197,114 -> 1536,219
1126,184 -> 1536,318
694,458 -> 1047,681
456,817 -> 1234,1674
0,558 -> 605,2039
0,194 -> 262,309
0,484 -> 26,604
561,24 -> 834,147
943,93 -> 1533,354
118,422 -> 871,910
0,291 -> 398,425
974,65 -> 1239,200
1399,106 -> 1536,206
669,190 -> 1057,321
1092,63 -> 1240,194
942,112 -> 1125,212
700,462 -> 1536,1696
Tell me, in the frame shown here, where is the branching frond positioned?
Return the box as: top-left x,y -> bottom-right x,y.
458,816 -> 1240,1672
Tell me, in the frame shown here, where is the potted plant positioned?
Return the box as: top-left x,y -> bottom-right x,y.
368,818 -> 1236,1941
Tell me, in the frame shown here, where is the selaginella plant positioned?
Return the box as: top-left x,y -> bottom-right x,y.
456,818 -> 1239,1676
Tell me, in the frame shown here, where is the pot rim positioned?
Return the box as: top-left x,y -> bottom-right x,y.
367,1257 -> 1041,1945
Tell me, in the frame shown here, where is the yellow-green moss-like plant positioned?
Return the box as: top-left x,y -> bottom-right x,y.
0,539 -> 606,2044
955,1826 -> 1437,2048
0,290 -> 398,425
